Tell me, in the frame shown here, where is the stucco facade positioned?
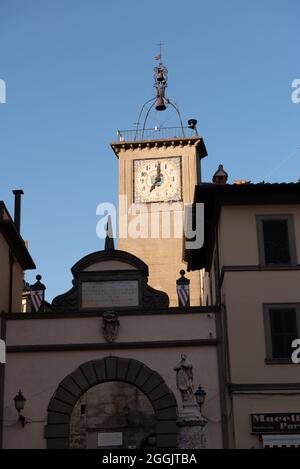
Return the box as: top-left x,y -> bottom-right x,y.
1,248 -> 223,449
188,182 -> 300,448
0,201 -> 35,314
0,195 -> 36,448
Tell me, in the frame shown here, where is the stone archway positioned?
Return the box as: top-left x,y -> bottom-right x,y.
45,356 -> 178,449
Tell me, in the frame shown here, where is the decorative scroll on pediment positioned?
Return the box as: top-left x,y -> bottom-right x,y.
141,281 -> 169,310
51,249 -> 169,312
51,282 -> 78,313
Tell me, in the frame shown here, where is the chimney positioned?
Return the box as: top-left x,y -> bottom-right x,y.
12,190 -> 24,234
212,164 -> 228,185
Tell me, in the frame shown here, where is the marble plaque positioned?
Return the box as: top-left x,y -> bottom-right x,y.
98,432 -> 123,447
81,280 -> 139,308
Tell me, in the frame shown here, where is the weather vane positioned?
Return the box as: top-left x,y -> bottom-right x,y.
132,41 -> 194,140
155,40 -> 165,63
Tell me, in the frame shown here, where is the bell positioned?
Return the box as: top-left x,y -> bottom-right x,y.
156,71 -> 165,82
155,96 -> 166,111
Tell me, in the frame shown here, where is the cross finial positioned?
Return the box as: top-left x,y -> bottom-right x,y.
158,40 -> 164,57
155,40 -> 165,63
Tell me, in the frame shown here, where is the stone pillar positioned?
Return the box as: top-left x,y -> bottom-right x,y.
177,403 -> 208,449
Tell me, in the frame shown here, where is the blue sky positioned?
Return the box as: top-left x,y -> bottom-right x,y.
0,0 -> 299,301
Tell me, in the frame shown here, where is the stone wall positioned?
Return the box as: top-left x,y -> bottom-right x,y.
70,381 -> 156,449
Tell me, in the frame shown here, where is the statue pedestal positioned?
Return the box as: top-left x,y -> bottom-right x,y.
177,403 -> 208,449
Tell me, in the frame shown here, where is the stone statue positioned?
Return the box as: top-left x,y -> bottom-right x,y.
174,353 -> 194,403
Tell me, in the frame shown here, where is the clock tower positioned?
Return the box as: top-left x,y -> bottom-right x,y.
111,56 -> 207,306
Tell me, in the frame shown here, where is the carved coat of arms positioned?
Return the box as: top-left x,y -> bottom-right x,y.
102,311 -> 120,342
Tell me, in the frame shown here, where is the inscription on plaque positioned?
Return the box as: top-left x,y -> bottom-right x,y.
81,280 -> 139,308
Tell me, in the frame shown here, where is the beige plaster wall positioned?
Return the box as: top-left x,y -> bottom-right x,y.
223,270 -> 300,383
0,234 -> 24,313
232,394 -> 300,449
219,205 -> 300,266
3,346 -> 222,449
6,312 -> 216,346
214,203 -> 300,448
12,261 -> 23,312
217,204 -> 300,383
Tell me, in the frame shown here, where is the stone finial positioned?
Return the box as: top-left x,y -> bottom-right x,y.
104,215 -> 115,251
176,270 -> 190,308
31,275 -> 46,291
30,275 -> 46,312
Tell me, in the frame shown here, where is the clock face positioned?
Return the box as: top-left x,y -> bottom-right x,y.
133,156 -> 182,203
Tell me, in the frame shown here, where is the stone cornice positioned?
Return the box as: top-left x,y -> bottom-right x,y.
110,136 -> 207,158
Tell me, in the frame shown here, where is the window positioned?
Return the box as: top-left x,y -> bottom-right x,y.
264,304 -> 300,361
256,215 -> 297,266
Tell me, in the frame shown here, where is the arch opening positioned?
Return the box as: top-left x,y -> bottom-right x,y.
45,356 -> 178,449
70,381 -> 155,449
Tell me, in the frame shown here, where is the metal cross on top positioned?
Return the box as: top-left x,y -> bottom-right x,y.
155,40 -> 165,63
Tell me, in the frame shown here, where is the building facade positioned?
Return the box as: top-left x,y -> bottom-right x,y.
0,191 -> 35,447
187,181 -> 300,448
0,192 -> 35,314
1,247 -> 223,449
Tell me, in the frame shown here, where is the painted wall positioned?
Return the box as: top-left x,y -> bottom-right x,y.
12,261 -> 23,312
223,270 -> 300,383
217,203 -> 300,448
3,347 -> 222,449
3,312 -> 222,449
218,203 -> 300,382
232,394 -> 300,449
0,203 -> 28,314
6,312 -> 216,346
0,233 -> 24,313
219,204 -> 300,266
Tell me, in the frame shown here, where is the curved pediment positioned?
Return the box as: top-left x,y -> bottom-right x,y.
52,249 -> 169,312
71,250 -> 149,277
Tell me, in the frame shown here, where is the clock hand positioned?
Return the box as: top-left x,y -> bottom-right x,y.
150,176 -> 161,192
150,182 -> 157,192
157,162 -> 161,178
150,164 -> 163,193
